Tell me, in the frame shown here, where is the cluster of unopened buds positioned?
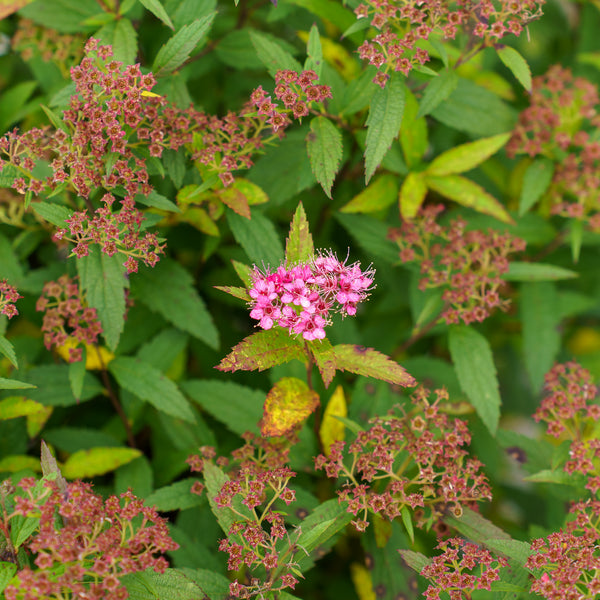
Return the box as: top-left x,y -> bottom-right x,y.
388,205 -> 526,325
526,500 -> 600,599
507,65 -> 600,229
533,361 -> 600,493
420,537 -> 508,600
36,275 -> 102,363
4,477 -> 178,600
353,0 -> 544,86
315,387 -> 492,533
248,252 -> 375,341
187,434 -> 302,599
0,279 -> 21,319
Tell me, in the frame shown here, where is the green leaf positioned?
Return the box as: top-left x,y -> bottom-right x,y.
77,246 -> 127,351
399,172 -> 428,220
136,190 -> 181,212
520,282 -> 561,393
304,23 -> 323,77
400,90 -> 428,168
426,133 -> 511,176
306,116 -> 343,198
137,328 -> 188,372
109,356 -> 196,423
309,338 -> 336,388
448,325 -> 501,435
95,17 -> 138,65
0,336 -> 18,369
130,259 -> 218,349
332,345 -> 416,387
121,568 -> 206,600
398,549 -> 431,573
0,562 -> 17,594
504,262 -> 578,281
416,68 -> 458,118
485,539 -> 532,565
42,427 -> 120,452
249,30 -> 302,78
519,157 -> 554,216
152,14 -> 216,77
226,209 -> 284,268
0,81 -> 37,132
524,468 -> 587,486
285,202 -> 314,265
0,378 -> 35,390
182,379 -> 264,435
425,174 -> 513,224
22,365 -> 102,406
400,505 -> 414,544
216,328 -> 306,373
445,507 -> 511,544
340,174 -> 398,214
61,446 -> 142,479
18,0 -> 100,33
68,347 -> 86,400
144,478 -> 203,511
335,213 -> 400,264
31,201 -> 72,227
497,46 -> 532,91
138,0 -> 174,29
364,75 -> 406,183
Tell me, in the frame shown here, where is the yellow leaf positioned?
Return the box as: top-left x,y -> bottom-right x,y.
141,90 -> 162,98
55,338 -> 115,370
319,385 -> 347,455
350,563 -> 376,600
568,327 -> 600,355
62,447 -> 141,479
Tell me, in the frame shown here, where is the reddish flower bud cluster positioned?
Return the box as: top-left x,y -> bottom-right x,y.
0,279 -> 21,319
526,499 -> 600,599
354,0 -> 543,86
388,205 -> 526,325
54,192 -> 165,273
534,361 -> 600,493
36,275 -> 103,363
507,66 -> 600,229
420,537 -> 508,600
5,477 -> 178,600
187,433 -> 302,599
248,251 -> 375,341
315,387 -> 492,533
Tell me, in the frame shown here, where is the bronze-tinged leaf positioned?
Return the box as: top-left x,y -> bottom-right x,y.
214,285 -> 250,302
332,344 -> 416,387
260,377 -> 319,437
0,0 -> 33,19
309,338 -> 337,388
285,202 -> 314,265
218,186 -> 251,219
40,440 -> 68,496
216,328 -> 307,373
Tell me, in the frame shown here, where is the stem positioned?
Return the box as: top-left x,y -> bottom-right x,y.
396,305 -> 448,354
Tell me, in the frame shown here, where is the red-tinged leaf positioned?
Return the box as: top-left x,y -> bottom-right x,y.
218,186 -> 251,219
216,328 -> 307,373
285,202 -> 314,265
332,345 -> 416,387
308,339 -> 337,388
214,286 -> 250,302
0,0 -> 34,19
260,377 -> 320,437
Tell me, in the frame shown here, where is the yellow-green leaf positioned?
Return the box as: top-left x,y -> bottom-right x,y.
399,172 -> 428,220
0,455 -> 41,473
61,447 -> 142,479
497,46 -> 532,92
350,562 -> 376,600
286,202 -> 314,265
261,377 -> 319,437
319,385 -> 347,455
340,175 -> 398,214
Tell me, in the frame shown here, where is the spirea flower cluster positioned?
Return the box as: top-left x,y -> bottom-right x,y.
248,252 -> 375,341
36,275 -> 103,363
388,205 -> 526,325
526,500 -> 600,600
420,537 -> 508,600
5,477 -> 178,600
315,387 -> 492,533
507,65 -> 600,229
0,279 -> 21,319
354,0 -> 544,86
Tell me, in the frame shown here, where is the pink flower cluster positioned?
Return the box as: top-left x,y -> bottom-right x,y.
248,252 -> 375,341
0,279 -> 21,319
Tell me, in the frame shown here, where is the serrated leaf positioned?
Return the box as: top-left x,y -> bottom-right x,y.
0,377 -> 36,390
504,262 -> 578,281
340,174 -> 398,214
448,325 -> 501,435
520,282 -> 561,393
486,539 -> 531,565
216,328 -> 306,373
519,157 -> 554,215
444,507 -> 512,544
219,187 -> 250,219
425,174 -> 513,224
249,30 -> 302,77
31,202 -> 72,227
497,46 -> 532,91
304,23 -> 323,77
426,133 -> 510,176
182,379 -> 264,435
399,172 -> 428,220
130,259 -> 219,349
0,561 -> 17,594
61,446 -> 141,479
77,246 -> 127,351
120,568 -> 207,600
136,190 -> 181,212
364,75 -> 406,183
308,338 -> 336,388
0,335 -> 18,369
138,0 -> 174,29
320,385 -> 347,456
398,549 -> 431,573
261,377 -> 319,437
285,202 -> 314,265
96,17 -> 138,65
306,116 -> 343,198
524,469 -> 586,486
416,68 -> 458,118
144,478 -> 203,511
332,345 -> 416,387
214,285 -> 250,302
152,14 -> 215,77
109,356 -> 196,423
